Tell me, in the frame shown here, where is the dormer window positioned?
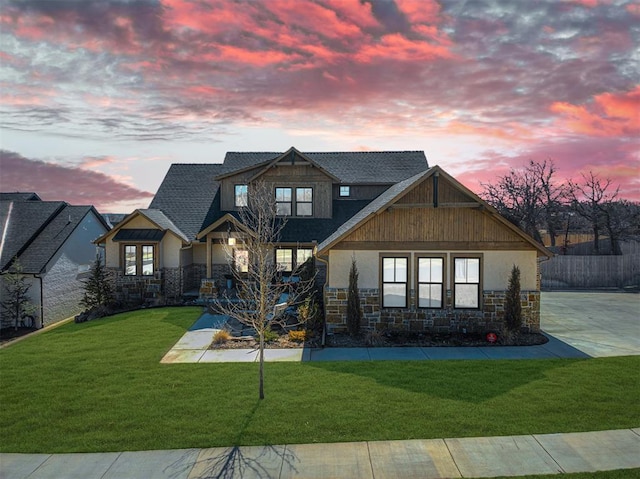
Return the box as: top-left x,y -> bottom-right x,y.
235,185 -> 248,207
340,185 -> 350,197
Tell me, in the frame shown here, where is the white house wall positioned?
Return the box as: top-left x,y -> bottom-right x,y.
42,211 -> 107,326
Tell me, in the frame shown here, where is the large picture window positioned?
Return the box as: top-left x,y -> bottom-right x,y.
454,257 -> 481,308
234,184 -> 248,207
124,245 -> 155,276
417,256 -> 444,308
381,256 -> 408,308
296,187 -> 313,216
275,187 -> 292,216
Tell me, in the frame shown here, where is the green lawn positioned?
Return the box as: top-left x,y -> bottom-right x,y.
1,307 -> 638,453
491,471 -> 640,479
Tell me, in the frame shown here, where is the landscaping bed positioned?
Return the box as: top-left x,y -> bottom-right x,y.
209,329 -> 548,350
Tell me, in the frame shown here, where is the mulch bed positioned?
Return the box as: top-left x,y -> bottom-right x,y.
210,331 -> 548,350
0,327 -> 38,346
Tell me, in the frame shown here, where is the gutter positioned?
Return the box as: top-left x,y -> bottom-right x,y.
35,274 -> 44,329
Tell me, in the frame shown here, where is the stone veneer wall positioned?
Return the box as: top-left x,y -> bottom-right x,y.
182,263 -> 207,293
325,288 -> 540,334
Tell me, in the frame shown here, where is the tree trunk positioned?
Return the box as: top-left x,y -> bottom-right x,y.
593,225 -> 600,254
259,332 -> 265,400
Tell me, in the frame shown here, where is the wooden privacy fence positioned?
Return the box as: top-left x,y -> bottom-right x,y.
541,254 -> 640,289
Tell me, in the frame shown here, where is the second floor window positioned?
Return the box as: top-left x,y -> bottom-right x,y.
340,185 -> 350,197
234,185 -> 248,207
296,188 -> 313,216
275,187 -> 292,216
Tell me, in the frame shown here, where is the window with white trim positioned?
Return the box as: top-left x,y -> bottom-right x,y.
454,257 -> 481,308
417,256 -> 444,308
339,185 -> 350,197
275,187 -> 292,216
381,256 -> 408,308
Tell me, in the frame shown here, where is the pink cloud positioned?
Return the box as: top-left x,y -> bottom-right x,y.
0,150 -> 154,211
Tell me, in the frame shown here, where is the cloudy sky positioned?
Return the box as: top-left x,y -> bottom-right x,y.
0,0 -> 638,212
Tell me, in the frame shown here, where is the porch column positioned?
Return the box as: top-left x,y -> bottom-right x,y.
206,234 -> 212,278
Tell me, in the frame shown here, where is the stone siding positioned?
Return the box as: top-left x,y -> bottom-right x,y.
325,288 -> 540,334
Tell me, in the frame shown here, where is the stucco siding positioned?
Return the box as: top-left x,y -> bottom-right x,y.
161,234 -> 182,268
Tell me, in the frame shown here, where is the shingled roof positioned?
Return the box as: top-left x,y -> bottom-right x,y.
149,164 -> 227,241
0,199 -> 106,273
221,150 -> 428,184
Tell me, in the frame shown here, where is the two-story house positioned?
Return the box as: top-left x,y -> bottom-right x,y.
96,147 -> 551,334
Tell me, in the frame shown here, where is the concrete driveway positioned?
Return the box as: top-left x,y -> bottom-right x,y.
541,291 -> 640,357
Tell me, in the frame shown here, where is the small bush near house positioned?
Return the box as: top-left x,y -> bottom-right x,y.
213,329 -> 231,344
347,256 -> 362,337
261,329 -> 280,342
288,330 -> 306,342
364,329 -> 384,346
504,265 -> 522,334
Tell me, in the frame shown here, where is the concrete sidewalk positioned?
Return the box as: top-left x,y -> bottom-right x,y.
2,429 -> 639,478
160,333 -> 590,363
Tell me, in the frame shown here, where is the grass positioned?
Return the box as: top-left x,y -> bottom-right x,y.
490,471 -> 640,479
0,306 -> 639,453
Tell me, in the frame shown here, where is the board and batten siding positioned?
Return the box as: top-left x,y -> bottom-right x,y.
220,164 -> 334,218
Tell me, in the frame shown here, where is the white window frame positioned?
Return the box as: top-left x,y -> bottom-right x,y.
339,185 -> 350,197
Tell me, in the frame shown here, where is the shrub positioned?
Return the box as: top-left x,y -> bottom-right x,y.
365,329 -> 384,346
213,329 -> 231,344
288,330 -> 307,342
261,329 -> 280,343
504,265 -> 522,333
347,256 -> 362,337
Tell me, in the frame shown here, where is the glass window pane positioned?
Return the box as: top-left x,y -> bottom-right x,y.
296,188 -> 312,202
234,249 -> 249,273
455,284 -> 478,308
235,185 -> 248,207
340,186 -> 350,197
275,188 -> 291,201
383,258 -> 396,282
125,246 -> 136,275
383,283 -> 406,307
276,203 -> 291,216
419,284 -> 442,308
296,248 -> 312,265
467,258 -> 480,282
142,246 -> 154,275
276,249 -> 293,271
395,258 -> 407,282
431,258 -> 443,282
455,258 -> 467,282
296,202 -> 312,216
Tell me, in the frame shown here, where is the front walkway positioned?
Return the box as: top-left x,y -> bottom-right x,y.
3,429 -> 639,478
161,332 -> 590,364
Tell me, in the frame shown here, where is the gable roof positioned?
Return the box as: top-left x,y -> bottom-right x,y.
219,150 -> 428,184
149,163 -> 226,241
317,166 -> 553,257
0,200 -> 107,273
94,208 -> 189,244
0,192 -> 41,202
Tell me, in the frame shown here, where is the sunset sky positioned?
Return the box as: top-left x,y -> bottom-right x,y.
0,0 -> 638,212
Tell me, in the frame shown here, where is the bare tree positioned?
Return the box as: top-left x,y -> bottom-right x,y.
482,159 -> 565,244
568,172 -> 619,254
212,181 -> 315,399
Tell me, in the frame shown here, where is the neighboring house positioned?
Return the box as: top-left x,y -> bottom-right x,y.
0,193 -> 110,329
97,147 -> 551,333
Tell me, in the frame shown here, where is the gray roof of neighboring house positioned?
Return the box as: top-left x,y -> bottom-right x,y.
0,199 -> 105,273
0,192 -> 41,202
149,163 -> 227,241
222,150 -> 428,184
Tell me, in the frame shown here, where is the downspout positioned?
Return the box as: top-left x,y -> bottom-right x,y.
315,253 -> 329,348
